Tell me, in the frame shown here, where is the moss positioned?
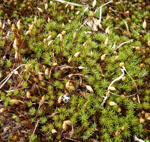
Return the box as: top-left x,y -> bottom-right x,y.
0,0 -> 149,141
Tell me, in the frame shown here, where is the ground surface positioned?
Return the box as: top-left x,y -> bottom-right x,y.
0,0 -> 150,142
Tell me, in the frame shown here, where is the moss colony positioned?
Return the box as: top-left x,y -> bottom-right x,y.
0,0 -> 150,141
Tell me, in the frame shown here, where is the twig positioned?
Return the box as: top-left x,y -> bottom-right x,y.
53,0 -> 87,7
94,0 -> 113,22
76,18 -> 90,31
5,89 -> 15,93
108,67 -> 125,91
101,0 -> 113,7
115,39 -> 133,51
100,64 -> 104,77
0,64 -> 25,89
64,137 -> 76,142
32,119 -> 40,135
58,64 -> 76,70
0,74 -> 11,86
95,0 -> 113,13
101,67 -> 125,106
124,21 -> 131,36
134,135 -> 146,142
123,67 -> 140,103
68,73 -> 88,78
84,6 -> 89,12
101,96 -> 108,106
99,6 -> 102,23
126,93 -> 137,97
5,87 -> 29,93
47,112 -> 58,119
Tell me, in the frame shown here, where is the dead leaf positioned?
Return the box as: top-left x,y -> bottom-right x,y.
105,26 -> 110,34
68,73 -> 86,78
86,85 -> 94,93
66,81 -> 75,90
109,101 -> 117,106
86,19 -> 95,31
78,66 -> 84,69
93,24 -> 98,31
38,95 -> 45,109
58,96 -> 62,104
62,120 -> 72,131
10,99 -> 23,104
145,113 -> 150,120
26,91 -> 31,98
52,129 -> 57,134
45,3 -> 48,10
59,65 -> 75,70
93,18 -> 100,26
48,40 -> 53,46
104,37 -> 108,46
16,20 -> 21,30
0,108 -> 5,113
4,126 -> 11,132
142,20 -> 146,29
92,0 -> 97,8
45,68 -> 49,76
101,54 -> 106,60
37,7 -> 43,13
84,101 -> 88,107
47,35 -> 52,40
69,125 -> 74,138
47,112 -> 58,118
74,52 -> 80,57
109,86 -> 116,91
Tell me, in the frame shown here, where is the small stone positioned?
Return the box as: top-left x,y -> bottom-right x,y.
62,94 -> 70,104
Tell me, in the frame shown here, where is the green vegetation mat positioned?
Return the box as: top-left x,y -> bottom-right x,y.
0,0 -> 150,141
